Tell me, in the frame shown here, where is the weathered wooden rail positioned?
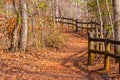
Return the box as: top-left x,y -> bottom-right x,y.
88,31 -> 120,73
55,17 -> 100,32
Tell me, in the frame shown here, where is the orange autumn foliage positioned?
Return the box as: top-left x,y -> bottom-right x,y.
5,0 -> 12,3
7,17 -> 15,34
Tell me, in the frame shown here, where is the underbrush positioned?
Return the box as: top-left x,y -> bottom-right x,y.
0,15 -> 65,51
27,26 -> 65,50
45,31 -> 65,49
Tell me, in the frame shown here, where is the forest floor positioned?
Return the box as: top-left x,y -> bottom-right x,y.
0,30 -> 120,80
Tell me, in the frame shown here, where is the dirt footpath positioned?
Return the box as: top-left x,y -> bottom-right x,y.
0,32 -> 120,80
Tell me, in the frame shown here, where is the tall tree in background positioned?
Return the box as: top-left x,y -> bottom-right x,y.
106,0 -> 114,38
19,0 -> 28,51
113,0 -> 120,56
52,0 -> 56,30
55,0 -> 59,17
97,0 -> 103,38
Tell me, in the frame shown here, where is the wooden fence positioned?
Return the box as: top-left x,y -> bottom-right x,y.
55,17 -> 120,73
55,17 -> 100,32
88,31 -> 120,73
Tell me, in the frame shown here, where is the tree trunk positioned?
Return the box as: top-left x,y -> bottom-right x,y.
97,0 -> 103,38
31,18 -> 38,48
97,0 -> 104,50
55,0 -> 59,17
19,0 -> 28,51
52,0 -> 56,30
106,0 -> 114,38
10,0 -> 19,52
113,0 -> 120,59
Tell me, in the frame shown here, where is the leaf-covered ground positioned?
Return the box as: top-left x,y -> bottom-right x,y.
0,31 -> 120,80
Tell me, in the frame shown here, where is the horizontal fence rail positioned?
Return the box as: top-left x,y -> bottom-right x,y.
55,17 -> 100,32
88,32 -> 120,73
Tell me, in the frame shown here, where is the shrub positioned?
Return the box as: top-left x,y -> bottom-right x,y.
45,31 -> 65,49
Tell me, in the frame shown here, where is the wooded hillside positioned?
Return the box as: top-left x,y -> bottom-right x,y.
0,0 -> 120,80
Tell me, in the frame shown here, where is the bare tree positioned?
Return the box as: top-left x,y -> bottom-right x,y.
96,0 -> 103,38
19,0 -> 28,51
10,0 -> 19,52
105,0 -> 114,38
52,0 -> 56,30
113,0 -> 120,57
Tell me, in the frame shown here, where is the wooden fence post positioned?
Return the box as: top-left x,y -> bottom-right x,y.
56,18 -> 58,26
104,39 -> 110,70
72,20 -> 75,31
68,24 -> 70,30
80,20 -> 83,33
72,20 -> 75,30
81,24 -> 84,33
76,19 -> 78,32
99,38 -> 104,50
88,31 -> 95,65
96,27 -> 99,50
61,22 -> 64,29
